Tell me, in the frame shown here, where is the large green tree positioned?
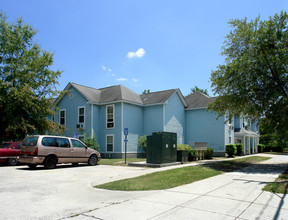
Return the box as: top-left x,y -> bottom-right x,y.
209,11 -> 288,143
0,12 -> 63,142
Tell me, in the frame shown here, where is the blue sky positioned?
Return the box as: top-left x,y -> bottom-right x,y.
1,0 -> 287,96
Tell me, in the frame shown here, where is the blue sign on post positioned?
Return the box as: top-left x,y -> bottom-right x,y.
124,128 -> 128,135
124,128 -> 128,164
73,133 -> 78,139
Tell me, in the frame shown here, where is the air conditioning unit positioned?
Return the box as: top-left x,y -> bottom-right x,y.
76,123 -> 85,130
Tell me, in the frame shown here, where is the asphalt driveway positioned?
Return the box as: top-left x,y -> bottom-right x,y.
0,154 -> 288,220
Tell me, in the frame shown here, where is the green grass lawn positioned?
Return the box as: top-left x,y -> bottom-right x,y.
98,158 -> 146,166
263,168 -> 288,194
95,156 -> 271,191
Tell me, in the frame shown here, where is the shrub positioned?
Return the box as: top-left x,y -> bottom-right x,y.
263,145 -> 283,152
190,149 -> 198,161
257,144 -> 265,153
84,135 -> 100,151
138,135 -> 147,152
177,144 -> 198,161
204,147 -> 214,159
236,144 -> 243,156
226,144 -> 236,157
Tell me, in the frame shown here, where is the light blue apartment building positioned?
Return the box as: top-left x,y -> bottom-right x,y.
53,82 -> 259,157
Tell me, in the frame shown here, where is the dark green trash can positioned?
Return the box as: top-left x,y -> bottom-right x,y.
146,132 -> 177,164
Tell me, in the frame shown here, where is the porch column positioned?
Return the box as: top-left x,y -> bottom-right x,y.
248,137 -> 251,154
243,136 -> 246,155
252,137 -> 255,154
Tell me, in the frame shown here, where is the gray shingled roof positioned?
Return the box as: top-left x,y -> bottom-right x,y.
54,82 -> 188,106
71,83 -> 101,103
141,89 -> 177,105
99,85 -> 143,104
185,91 -> 217,109
65,83 -> 182,105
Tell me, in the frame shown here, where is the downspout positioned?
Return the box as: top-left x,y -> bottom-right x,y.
91,104 -> 94,138
121,102 -> 124,153
163,103 -> 165,131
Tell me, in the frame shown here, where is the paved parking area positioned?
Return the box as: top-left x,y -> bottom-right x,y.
0,154 -> 288,220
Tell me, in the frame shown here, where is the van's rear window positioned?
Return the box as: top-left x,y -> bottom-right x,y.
23,137 -> 39,146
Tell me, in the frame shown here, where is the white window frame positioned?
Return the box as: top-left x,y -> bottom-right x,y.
106,134 -> 114,152
59,109 -> 66,126
78,106 -> 85,124
106,104 -> 115,129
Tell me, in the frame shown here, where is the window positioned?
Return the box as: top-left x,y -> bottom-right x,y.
55,138 -> 70,148
71,139 -> 86,148
60,109 -> 66,126
42,137 -> 55,147
106,105 -> 114,128
23,136 -> 39,146
41,137 -> 70,148
106,135 -> 114,152
78,107 -> 85,124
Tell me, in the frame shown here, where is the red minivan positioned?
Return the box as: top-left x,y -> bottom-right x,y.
0,142 -> 22,165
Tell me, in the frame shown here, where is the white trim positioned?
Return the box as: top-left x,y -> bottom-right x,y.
91,104 -> 94,138
78,106 -> 85,124
121,102 -> 124,153
163,103 -> 166,131
106,134 -> 114,152
166,90 -> 188,107
185,107 -> 207,111
59,109 -> 66,127
106,104 -> 115,129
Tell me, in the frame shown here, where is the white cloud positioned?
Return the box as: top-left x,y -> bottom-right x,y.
116,78 -> 128,82
127,48 -> 145,58
111,73 -> 115,77
132,78 -> 138,83
102,66 -> 112,72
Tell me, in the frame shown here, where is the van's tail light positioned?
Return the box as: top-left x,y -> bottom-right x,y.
20,147 -> 38,156
31,147 -> 38,156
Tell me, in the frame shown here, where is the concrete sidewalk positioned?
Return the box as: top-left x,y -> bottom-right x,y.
67,154 -> 288,220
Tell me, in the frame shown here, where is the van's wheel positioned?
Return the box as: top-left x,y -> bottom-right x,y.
72,163 -> 79,166
44,156 -> 57,169
8,158 -> 18,166
28,164 -> 37,169
88,155 -> 98,166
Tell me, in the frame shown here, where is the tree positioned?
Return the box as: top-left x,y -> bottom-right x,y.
189,86 -> 209,95
0,12 -> 63,142
209,11 -> 288,143
142,89 -> 150,94
83,134 -> 100,151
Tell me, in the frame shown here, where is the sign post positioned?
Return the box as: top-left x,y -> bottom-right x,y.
124,128 -> 128,164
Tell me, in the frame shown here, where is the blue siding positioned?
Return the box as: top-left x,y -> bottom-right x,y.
143,105 -> 163,134
123,103 -> 143,153
165,92 -> 185,144
185,109 -> 225,151
56,88 -> 91,138
234,117 -> 241,129
98,103 -> 122,153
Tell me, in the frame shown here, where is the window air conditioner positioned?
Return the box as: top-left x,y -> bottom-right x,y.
76,123 -> 85,130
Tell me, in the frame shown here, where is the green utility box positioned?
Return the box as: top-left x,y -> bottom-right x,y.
146,132 -> 177,164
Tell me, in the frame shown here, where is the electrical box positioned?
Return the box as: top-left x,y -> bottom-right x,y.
146,132 -> 177,164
